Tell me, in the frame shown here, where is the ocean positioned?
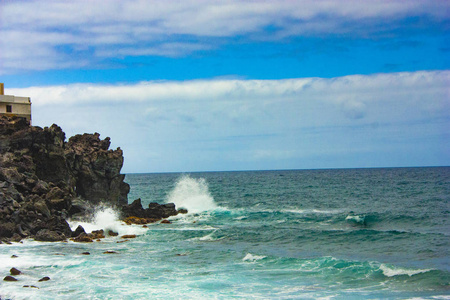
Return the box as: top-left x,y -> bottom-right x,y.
1,167 -> 449,299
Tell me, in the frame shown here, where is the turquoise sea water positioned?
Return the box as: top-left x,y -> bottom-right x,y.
1,167 -> 449,299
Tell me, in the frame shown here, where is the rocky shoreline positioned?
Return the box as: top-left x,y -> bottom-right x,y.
0,116 -> 184,244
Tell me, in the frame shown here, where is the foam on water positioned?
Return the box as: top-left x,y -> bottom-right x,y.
166,175 -> 218,213
69,206 -> 146,236
379,264 -> 433,277
242,253 -> 267,262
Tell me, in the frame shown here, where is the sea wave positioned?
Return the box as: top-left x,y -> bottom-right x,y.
242,253 -> 267,262
379,264 -> 434,277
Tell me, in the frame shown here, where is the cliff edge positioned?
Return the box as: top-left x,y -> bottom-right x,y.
0,116 -> 178,243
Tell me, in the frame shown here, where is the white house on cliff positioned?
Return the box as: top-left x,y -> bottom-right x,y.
0,83 -> 32,124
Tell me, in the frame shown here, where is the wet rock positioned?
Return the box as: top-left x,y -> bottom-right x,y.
35,229 -> 66,242
11,254 -> 18,258
38,276 -> 50,282
10,267 -> 21,275
72,233 -> 93,243
90,229 -> 105,239
103,250 -> 118,254
107,230 -> 118,236
0,116 -> 130,242
160,219 -> 171,224
4,275 -> 18,281
66,133 -> 129,206
123,216 -> 160,225
81,252 -> 90,255
72,225 -> 86,237
121,234 -> 136,239
177,208 -> 188,214
23,285 -> 39,289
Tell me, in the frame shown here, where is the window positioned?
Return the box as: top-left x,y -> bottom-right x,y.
6,105 -> 12,113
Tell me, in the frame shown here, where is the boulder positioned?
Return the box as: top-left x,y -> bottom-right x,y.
72,233 -> 93,243
35,229 -> 66,242
72,225 -> 86,237
4,275 -> 18,281
10,267 -> 21,275
38,276 -> 50,282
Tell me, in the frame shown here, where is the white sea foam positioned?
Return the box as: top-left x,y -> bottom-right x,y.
345,214 -> 365,224
280,208 -> 344,214
242,253 -> 266,262
166,175 -> 218,213
69,207 -> 146,236
379,264 -> 433,277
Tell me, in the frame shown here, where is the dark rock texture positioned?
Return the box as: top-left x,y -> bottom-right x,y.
66,133 -> 129,206
121,198 -> 180,221
0,115 -> 184,243
0,116 -> 130,242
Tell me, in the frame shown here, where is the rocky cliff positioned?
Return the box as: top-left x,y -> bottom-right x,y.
0,116 -> 179,243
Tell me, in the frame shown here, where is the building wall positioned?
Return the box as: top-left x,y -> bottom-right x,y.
0,94 -> 32,123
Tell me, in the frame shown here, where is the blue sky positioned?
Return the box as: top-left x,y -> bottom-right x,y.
1,0 -> 449,173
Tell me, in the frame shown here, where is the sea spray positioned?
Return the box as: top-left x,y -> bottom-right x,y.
69,206 -> 146,236
166,175 -> 218,213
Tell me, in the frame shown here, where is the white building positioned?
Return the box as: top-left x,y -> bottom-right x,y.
0,83 -> 32,124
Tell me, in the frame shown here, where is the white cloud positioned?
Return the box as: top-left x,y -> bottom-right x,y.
7,70 -> 449,172
1,0 -> 448,73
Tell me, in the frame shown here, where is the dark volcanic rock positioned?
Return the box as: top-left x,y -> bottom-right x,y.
0,116 -> 185,243
121,199 -> 180,221
66,133 -> 129,206
4,275 -> 18,281
0,116 -> 130,242
10,267 -> 21,275
72,225 -> 86,237
35,229 -> 66,242
38,276 -> 50,282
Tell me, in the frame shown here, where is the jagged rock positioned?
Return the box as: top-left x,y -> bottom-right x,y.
72,225 -> 86,237
177,208 -> 188,214
66,133 -> 129,205
10,267 -> 21,275
0,116 -> 130,242
0,116 -> 185,243
121,199 -> 179,220
35,229 -> 66,242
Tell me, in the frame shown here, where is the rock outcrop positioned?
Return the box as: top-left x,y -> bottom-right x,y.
0,116 -> 183,243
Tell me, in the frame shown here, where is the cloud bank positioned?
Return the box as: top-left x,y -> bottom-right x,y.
1,0 -> 448,73
8,70 -> 449,172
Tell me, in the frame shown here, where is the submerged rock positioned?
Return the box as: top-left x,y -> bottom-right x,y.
120,234 -> 136,239
38,276 -> 50,282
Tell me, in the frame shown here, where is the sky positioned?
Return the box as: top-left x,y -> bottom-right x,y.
0,0 -> 449,173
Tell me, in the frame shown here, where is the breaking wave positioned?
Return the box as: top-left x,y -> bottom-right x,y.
166,175 -> 218,213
